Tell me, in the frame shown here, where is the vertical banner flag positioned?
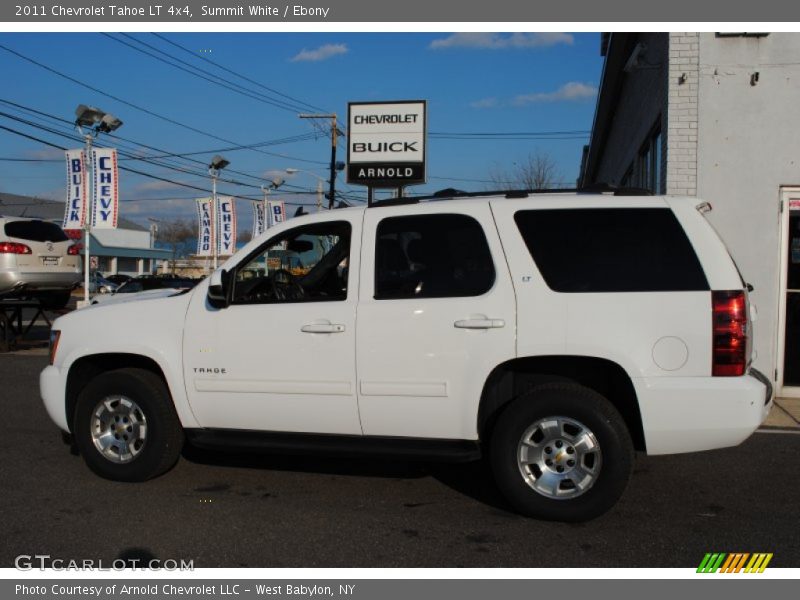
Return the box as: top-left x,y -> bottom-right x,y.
63,149 -> 87,229
252,201 -> 266,239
267,199 -> 286,228
195,198 -> 215,257
217,196 -> 237,256
91,148 -> 120,229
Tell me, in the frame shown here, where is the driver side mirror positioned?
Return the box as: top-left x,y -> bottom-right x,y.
207,268 -> 230,308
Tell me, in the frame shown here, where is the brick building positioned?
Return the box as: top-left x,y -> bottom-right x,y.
580,32 -> 800,397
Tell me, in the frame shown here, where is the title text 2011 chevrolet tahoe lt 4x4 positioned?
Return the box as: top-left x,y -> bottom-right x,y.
40,193 -> 772,521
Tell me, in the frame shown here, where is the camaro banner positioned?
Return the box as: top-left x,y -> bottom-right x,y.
91,148 -> 119,229
217,196 -> 237,256
195,198 -> 215,257
268,199 -> 286,228
63,149 -> 87,230
252,201 -> 266,239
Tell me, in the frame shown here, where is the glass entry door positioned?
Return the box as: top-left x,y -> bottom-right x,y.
783,197 -> 800,387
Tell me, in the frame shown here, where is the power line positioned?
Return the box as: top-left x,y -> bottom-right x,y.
0,98 -> 320,191
0,43 -> 328,166
152,33 -> 328,114
0,123 -> 321,207
103,33 -> 312,115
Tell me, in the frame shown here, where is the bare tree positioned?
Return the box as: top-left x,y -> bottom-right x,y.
237,229 -> 252,244
157,218 -> 195,274
488,151 -> 563,191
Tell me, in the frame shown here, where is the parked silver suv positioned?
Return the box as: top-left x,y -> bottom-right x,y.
0,216 -> 82,309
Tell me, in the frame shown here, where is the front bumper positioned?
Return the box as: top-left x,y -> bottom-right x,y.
637,369 -> 772,455
40,365 -> 69,432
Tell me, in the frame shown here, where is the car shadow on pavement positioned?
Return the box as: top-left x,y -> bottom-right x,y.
180,443 -> 514,512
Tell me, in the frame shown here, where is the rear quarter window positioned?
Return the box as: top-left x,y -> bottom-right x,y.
514,208 -> 709,292
4,220 -> 68,243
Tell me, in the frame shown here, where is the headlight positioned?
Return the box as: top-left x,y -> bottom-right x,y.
49,330 -> 61,366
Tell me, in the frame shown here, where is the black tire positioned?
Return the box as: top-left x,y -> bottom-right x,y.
489,383 -> 634,522
37,291 -> 71,310
72,368 -> 184,482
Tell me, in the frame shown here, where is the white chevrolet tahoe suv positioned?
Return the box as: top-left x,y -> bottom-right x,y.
40,192 -> 772,521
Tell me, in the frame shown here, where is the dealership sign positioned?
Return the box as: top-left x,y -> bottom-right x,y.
268,200 -> 286,227
347,100 -> 426,187
63,149 -> 87,229
216,196 -> 237,256
91,148 -> 120,229
195,198 -> 215,257
252,201 -> 266,239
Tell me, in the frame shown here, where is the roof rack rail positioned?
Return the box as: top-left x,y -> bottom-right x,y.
577,182 -> 654,196
417,188 -> 578,203
368,197 -> 420,208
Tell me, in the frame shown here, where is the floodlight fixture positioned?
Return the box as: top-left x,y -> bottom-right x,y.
98,113 -> 123,133
74,104 -> 123,133
74,104 -> 106,128
209,155 -> 230,171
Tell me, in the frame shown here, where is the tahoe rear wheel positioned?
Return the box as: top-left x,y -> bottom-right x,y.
73,368 -> 184,482
490,383 -> 634,522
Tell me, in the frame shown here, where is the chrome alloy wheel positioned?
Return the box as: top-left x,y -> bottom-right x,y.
90,396 -> 148,463
516,416 -> 602,500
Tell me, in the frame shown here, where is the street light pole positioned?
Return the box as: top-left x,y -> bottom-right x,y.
82,132 -> 92,304
74,104 -> 122,305
207,154 -> 230,271
285,168 -> 325,213
210,167 -> 218,270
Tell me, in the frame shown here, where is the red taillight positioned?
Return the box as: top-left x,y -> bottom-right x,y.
712,290 -> 750,376
0,241 -> 32,254
67,243 -> 83,255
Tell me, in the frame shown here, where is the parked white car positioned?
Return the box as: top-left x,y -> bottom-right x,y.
90,276 -> 195,306
40,192 -> 772,521
0,216 -> 81,308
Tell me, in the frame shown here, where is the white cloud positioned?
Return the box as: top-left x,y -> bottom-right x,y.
132,180 -> 187,193
290,43 -> 348,62
430,32 -> 574,50
512,82 -> 598,105
25,148 -> 64,160
469,97 -> 499,109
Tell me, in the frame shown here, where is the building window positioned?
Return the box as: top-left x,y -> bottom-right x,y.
626,124 -> 663,194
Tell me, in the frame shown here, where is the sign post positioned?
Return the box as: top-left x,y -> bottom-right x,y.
347,100 -> 427,203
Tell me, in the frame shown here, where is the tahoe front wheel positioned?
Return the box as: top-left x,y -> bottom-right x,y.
490,383 -> 634,522
73,368 -> 184,482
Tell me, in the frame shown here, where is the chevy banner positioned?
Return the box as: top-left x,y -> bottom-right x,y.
217,196 -> 237,256
252,201 -> 266,239
91,148 -> 119,229
195,198 -> 215,257
62,148 -> 87,230
268,199 -> 286,228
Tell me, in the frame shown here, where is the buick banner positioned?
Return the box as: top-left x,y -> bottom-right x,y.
62,148 -> 87,230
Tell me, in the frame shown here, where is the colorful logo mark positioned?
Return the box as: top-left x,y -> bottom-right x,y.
697,553 -> 773,573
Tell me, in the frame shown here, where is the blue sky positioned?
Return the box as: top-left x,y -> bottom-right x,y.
0,32 -> 603,229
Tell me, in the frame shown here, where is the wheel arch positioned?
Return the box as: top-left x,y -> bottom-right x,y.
65,353 -> 175,431
478,355 -> 646,452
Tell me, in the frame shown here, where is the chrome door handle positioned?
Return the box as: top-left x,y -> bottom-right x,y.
454,318 -> 505,329
301,323 -> 345,333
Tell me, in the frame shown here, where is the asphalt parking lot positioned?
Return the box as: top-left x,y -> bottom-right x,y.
1,345 -> 799,568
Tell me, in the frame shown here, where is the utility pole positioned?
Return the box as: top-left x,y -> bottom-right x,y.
299,114 -> 338,209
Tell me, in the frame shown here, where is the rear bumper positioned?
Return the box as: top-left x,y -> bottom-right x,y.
637,369 -> 772,455
0,269 -> 82,294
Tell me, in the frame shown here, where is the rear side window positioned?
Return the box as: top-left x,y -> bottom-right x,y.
375,214 -> 495,299
514,208 -> 708,292
4,220 -> 68,242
